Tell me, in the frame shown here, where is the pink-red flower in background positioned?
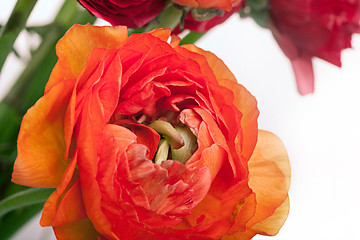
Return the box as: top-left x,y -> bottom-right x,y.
270,0 -> 360,95
77,0 -> 165,28
12,24 -> 290,240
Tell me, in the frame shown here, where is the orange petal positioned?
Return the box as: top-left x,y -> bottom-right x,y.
219,79 -> 259,166
12,79 -> 74,188
183,177 -> 251,238
45,24 -> 127,93
223,197 -> 289,239
246,130 -> 291,228
64,49 -> 122,160
186,119 -> 228,181
227,193 -> 256,235
41,151 -> 79,226
53,218 -> 99,240
50,181 -> 87,227
180,44 -> 236,82
251,196 -> 290,236
221,229 -> 256,240
170,34 -> 181,47
147,28 -> 171,42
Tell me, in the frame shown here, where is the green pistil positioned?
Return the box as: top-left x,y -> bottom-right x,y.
148,120 -> 184,149
149,120 -> 198,165
154,139 -> 170,165
171,126 -> 198,164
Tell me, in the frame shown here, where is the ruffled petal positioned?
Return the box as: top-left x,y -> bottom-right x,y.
221,229 -> 256,240
251,196 -> 290,236
41,151 -> 79,226
217,79 -> 259,167
183,178 -> 251,238
50,181 -> 87,227
12,79 -> 75,188
224,197 -> 289,239
53,218 -> 98,240
180,44 -> 236,82
245,130 -> 291,228
45,24 -> 127,92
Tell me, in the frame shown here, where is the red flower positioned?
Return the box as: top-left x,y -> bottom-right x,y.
78,0 -> 165,28
270,0 -> 360,94
12,24 -> 290,239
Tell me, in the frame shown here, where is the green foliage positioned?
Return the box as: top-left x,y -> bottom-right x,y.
0,188 -> 54,218
0,0 -> 38,72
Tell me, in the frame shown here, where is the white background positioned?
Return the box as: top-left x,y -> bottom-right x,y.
1,1 -> 360,239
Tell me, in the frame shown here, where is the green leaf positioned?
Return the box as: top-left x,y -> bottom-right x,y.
249,9 -> 270,29
0,188 -> 54,218
246,0 -> 269,11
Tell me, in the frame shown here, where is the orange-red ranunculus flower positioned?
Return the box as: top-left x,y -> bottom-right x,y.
12,24 -> 290,240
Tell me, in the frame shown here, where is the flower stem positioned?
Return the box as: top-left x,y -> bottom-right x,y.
0,0 -> 38,73
144,3 -> 184,31
180,31 -> 206,45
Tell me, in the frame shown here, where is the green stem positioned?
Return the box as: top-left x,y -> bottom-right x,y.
0,0 -> 38,73
179,31 -> 206,45
143,3 -> 183,31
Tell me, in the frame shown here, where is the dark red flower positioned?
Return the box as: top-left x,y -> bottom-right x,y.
78,0 -> 165,28
270,0 -> 360,94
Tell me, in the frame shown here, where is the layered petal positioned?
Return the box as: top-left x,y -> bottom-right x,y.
12,79 -> 74,188
46,24 -> 127,92
227,130 -> 290,236
41,151 -> 79,226
246,130 -> 290,227
53,218 -> 99,240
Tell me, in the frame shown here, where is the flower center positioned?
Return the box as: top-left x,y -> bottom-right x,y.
148,120 -> 198,165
